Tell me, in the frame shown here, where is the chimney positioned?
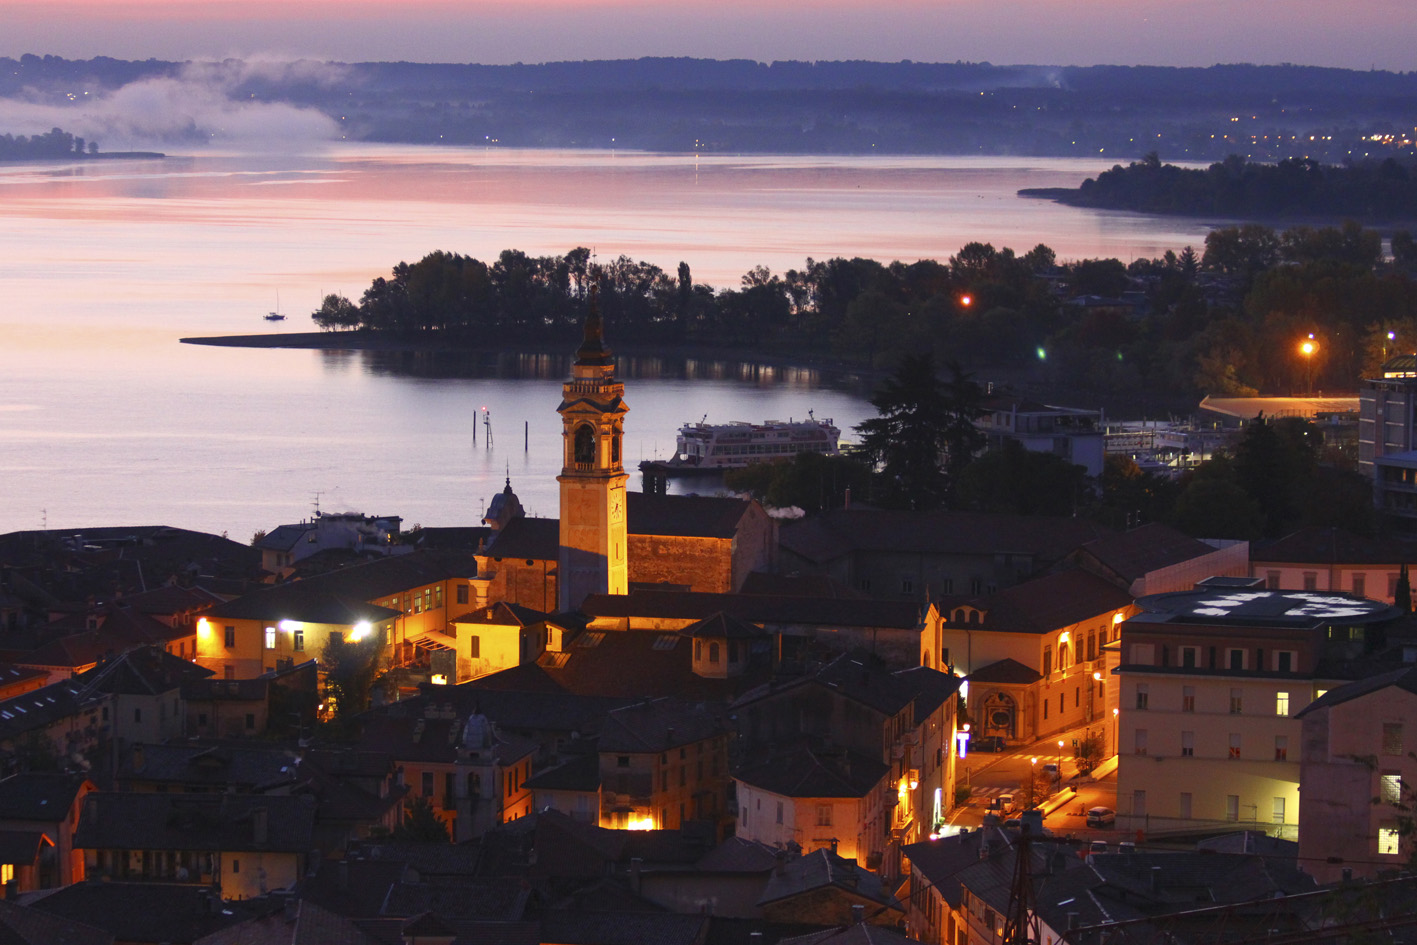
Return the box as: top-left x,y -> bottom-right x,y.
774,850 -> 788,876
253,806 -> 269,846
829,838 -> 839,856
851,904 -> 865,925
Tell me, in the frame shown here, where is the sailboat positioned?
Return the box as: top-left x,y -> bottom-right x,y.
264,291 -> 286,321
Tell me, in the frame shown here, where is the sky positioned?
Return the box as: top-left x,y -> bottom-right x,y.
5,0 -> 1417,71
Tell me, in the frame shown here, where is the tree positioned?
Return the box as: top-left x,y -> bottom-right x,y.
1073,732 -> 1104,776
854,355 -> 984,510
724,451 -> 872,514
955,440 -> 1089,516
322,626 -> 387,725
394,796 -> 451,842
311,293 -> 360,331
1017,763 -> 1054,811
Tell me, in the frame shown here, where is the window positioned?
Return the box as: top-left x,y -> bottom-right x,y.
1043,647 -> 1052,676
1353,574 -> 1367,598
1302,572 -> 1317,591
1179,645 -> 1199,668
617,755 -> 630,768
1276,691 -> 1290,716
232,858 -> 240,874
293,630 -> 304,652
1135,683 -> 1149,710
1272,797 -> 1286,824
1382,772 -> 1403,805
1229,733 -> 1241,759
1227,649 -> 1245,671
0,864 -> 12,885
1275,736 -> 1288,761
1384,723 -> 1404,756
469,635 -> 480,659
709,642 -> 720,663
1230,688 -> 1243,714
224,625 -> 236,648
456,585 -> 469,605
245,713 -> 256,731
1182,686 -> 1195,713
423,588 -> 432,612
1059,694 -> 1064,715
264,627 -> 276,649
1266,570 -> 1280,590
1181,731 -> 1194,757
901,577 -> 913,594
1075,686 -> 1080,708
816,804 -> 832,826
1043,700 -> 1048,720
422,772 -> 434,797
434,585 -> 443,609
1134,729 -> 1148,755
1380,824 -> 1402,855
1226,795 -> 1239,821
1275,651 -> 1296,673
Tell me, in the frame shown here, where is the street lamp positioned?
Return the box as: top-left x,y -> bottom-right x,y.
1058,739 -> 1065,777
1386,330 -> 1397,363
1300,334 -> 1317,395
1112,707 -> 1119,757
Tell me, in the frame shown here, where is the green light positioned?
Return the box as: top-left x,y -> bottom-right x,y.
1036,347 -> 1047,360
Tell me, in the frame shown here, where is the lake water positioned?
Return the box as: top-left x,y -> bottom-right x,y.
0,145 -> 1218,540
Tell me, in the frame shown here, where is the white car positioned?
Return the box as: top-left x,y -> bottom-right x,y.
1086,806 -> 1116,828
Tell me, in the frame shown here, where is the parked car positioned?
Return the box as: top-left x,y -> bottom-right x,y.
972,735 -> 1006,753
997,793 -> 1015,814
1043,762 -> 1060,776
1089,840 -> 1109,854
1086,806 -> 1116,828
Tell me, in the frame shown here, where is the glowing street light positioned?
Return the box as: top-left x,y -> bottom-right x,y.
1300,334 -> 1317,395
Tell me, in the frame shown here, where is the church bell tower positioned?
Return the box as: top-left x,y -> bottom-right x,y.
557,290 -> 629,611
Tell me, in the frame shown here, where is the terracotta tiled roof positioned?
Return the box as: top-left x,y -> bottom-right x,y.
945,569 -> 1133,634
1253,526 -> 1415,566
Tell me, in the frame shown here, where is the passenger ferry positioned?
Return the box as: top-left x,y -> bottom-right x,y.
665,415 -> 841,470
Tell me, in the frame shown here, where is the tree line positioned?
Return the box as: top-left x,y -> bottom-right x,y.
1036,152 -> 1417,222
0,127 -> 97,159
314,220 -> 1417,402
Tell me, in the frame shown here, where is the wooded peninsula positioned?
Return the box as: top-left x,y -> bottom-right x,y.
301,221 -> 1417,407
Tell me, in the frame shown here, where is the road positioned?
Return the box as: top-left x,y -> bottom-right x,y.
949,723 -> 1125,847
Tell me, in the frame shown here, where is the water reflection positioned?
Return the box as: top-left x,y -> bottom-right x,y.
351,347 -> 872,392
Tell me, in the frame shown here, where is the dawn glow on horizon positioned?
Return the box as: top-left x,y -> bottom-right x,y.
6,0 -> 1416,70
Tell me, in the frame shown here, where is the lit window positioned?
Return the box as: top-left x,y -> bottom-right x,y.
1380,824 -> 1402,856
293,630 -> 304,652
264,627 -> 275,649
1382,772 -> 1403,805
1230,688 -> 1243,714
1181,731 -> 1194,757
1276,692 -> 1289,716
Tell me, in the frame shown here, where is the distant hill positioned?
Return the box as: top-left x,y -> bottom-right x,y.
7,54 -> 1417,160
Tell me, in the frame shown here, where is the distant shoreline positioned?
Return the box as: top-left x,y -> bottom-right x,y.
0,151 -> 165,165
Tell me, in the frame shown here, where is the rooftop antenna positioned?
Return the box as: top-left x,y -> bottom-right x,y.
312,491 -> 323,519
482,407 -> 493,448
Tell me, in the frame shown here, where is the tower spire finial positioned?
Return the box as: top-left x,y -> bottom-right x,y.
575,274 -> 613,367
